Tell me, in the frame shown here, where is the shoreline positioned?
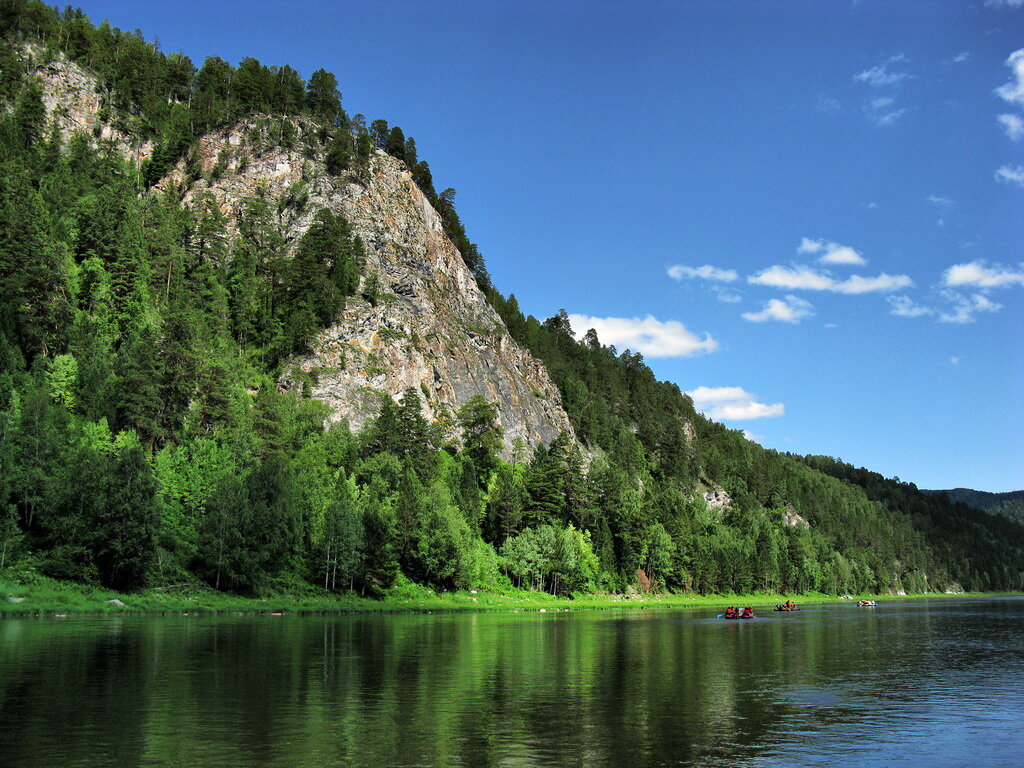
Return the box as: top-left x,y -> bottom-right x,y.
3,575 -> 1018,618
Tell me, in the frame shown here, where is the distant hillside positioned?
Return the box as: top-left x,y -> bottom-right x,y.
923,489 -> 1024,527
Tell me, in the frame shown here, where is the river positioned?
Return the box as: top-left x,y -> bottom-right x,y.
1,597 -> 1021,767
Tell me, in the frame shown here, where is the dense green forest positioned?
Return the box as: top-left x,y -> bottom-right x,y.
923,488 -> 1024,528
1,1 -> 1022,598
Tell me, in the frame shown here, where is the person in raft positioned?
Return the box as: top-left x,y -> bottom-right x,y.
725,606 -> 736,618
742,607 -> 754,618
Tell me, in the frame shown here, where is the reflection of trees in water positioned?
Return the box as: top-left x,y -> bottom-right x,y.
0,619 -> 148,767
1,606 -> 1006,767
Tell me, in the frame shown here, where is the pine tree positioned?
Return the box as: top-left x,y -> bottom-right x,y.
306,68 -> 344,126
457,395 -> 503,483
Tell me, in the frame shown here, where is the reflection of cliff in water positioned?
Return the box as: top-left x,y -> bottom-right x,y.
1,602 -> 1022,767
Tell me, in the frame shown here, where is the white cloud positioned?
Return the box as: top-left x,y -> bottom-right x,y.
742,430 -> 763,444
742,295 -> 815,324
927,196 -> 955,226
748,265 -> 835,291
951,52 -> 971,64
711,287 -> 743,304
942,260 -> 1024,288
996,49 -> 1024,107
854,56 -> 912,126
854,59 -> 912,88
667,264 -> 738,283
864,97 -> 907,127
837,273 -> 915,293
820,246 -> 865,265
986,1 -> 1024,10
685,386 -> 785,422
797,237 -> 866,265
747,265 -> 911,293
995,164 -> 1024,186
888,294 -> 934,318
864,98 -> 901,126
567,314 -> 718,358
865,274 -> 913,293
997,113 -> 1024,140
939,293 -> 1003,324
796,237 -> 823,254
950,357 -> 960,365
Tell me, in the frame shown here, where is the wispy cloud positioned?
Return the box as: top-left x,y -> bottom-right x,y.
942,260 -> 1024,288
950,51 -> 971,64
995,49 -> 1024,146
839,274 -> 916,293
854,56 -> 912,127
939,293 -> 1003,324
864,97 -> 907,127
997,113 -> 1024,140
748,265 -> 912,294
817,96 -> 841,114
685,386 -> 785,421
995,164 -> 1024,186
985,0 -> 1023,10
749,265 -> 834,291
667,264 -> 738,282
854,55 -> 913,87
887,294 -> 934,318
742,295 -> 815,324
894,260 -> 1024,324
711,287 -> 743,304
798,237 -> 867,265
927,196 -> 955,226
567,314 -> 718,358
796,237 -> 824,255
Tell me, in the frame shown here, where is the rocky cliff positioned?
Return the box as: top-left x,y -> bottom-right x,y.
31,56 -> 573,452
32,51 -> 152,163
174,128 -> 572,450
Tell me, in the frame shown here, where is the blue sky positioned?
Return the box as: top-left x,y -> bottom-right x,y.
80,0 -> 1023,491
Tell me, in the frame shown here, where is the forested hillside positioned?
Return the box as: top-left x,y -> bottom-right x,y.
1,1 -> 1022,598
923,488 -> 1024,528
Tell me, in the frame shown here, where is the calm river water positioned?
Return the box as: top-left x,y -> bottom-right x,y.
1,598 -> 1022,767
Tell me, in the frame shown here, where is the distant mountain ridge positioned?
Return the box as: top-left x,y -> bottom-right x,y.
923,489 -> 1024,527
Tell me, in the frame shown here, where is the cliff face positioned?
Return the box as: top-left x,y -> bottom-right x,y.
163,122 -> 575,452
32,53 -> 152,163
32,59 -> 573,453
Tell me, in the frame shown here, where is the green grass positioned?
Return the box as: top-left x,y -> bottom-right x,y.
2,573 -> 1016,618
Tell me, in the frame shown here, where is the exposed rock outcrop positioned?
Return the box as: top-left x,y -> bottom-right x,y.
29,57 -> 574,454
32,52 -> 152,163
703,484 -> 732,511
783,505 -> 809,527
162,121 -> 573,452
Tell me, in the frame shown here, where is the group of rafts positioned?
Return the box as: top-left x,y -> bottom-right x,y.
718,599 -> 876,619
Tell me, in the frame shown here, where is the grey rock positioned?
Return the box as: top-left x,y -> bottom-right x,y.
33,58 -> 575,456
167,124 -> 574,455
32,50 -> 153,163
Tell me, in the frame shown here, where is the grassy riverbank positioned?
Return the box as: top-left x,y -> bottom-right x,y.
2,573 -> 1014,618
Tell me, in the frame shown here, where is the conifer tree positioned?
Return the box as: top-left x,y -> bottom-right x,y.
306,68 -> 344,126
